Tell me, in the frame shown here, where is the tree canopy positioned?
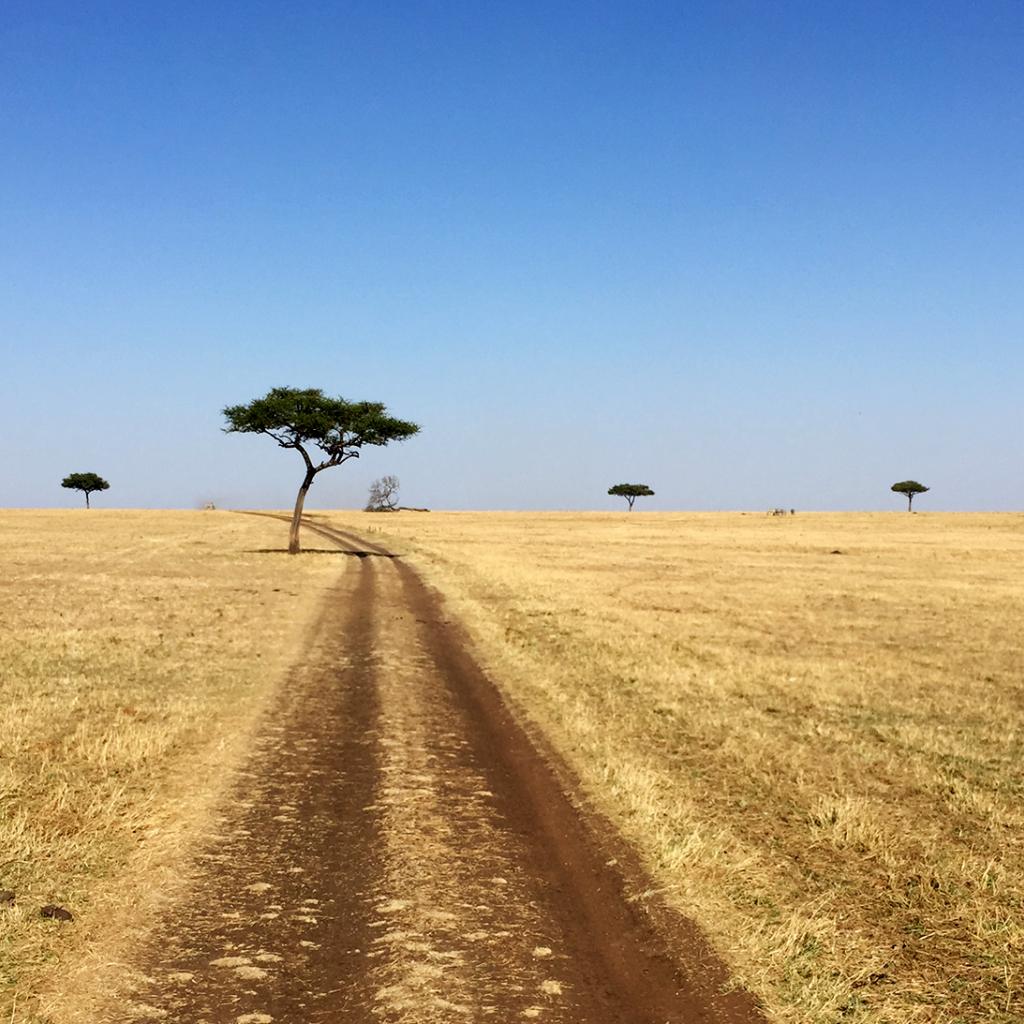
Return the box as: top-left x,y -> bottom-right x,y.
891,480 -> 929,511
223,387 -> 419,552
223,388 -> 419,467
61,472 -> 110,508
608,483 -> 655,510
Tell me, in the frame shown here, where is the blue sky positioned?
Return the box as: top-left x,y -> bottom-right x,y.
2,1 -> 1021,510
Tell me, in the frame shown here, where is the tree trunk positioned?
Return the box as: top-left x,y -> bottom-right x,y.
289,473 -> 315,553
907,493 -> 913,512
85,491 -> 90,509
627,496 -> 635,511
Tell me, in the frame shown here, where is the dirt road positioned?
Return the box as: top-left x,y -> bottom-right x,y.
119,517 -> 762,1024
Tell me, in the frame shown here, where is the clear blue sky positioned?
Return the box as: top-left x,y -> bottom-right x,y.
2,1 -> 1021,510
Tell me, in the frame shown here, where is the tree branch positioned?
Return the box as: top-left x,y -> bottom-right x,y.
319,450 -> 360,470
259,427 -> 300,449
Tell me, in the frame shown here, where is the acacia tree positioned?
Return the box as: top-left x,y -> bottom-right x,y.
61,472 -> 110,509
223,387 -> 419,553
365,475 -> 400,512
608,483 -> 654,511
891,480 -> 929,512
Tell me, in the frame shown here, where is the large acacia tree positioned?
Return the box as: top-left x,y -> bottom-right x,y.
608,483 -> 654,510
61,472 -> 110,508
891,479 -> 929,512
223,387 -> 419,553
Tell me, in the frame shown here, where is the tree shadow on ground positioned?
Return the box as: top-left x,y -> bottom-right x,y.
246,548 -> 398,558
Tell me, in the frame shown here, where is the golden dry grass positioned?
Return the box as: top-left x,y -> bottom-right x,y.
0,510 -> 339,1023
323,510 -> 1024,1024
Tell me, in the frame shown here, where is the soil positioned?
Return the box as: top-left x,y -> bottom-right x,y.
115,516 -> 766,1024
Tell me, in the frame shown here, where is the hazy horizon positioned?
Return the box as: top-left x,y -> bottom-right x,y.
5,499 -> 1020,514
3,3 -> 1021,512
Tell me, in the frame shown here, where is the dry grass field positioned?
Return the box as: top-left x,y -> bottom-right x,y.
323,510 -> 1024,1024
4,509 -> 1022,1023
0,511 -> 338,1022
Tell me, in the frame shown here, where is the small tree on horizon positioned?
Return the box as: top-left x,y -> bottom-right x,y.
608,483 -> 655,511
61,472 -> 110,509
891,480 -> 929,512
223,387 -> 419,553
365,475 -> 400,512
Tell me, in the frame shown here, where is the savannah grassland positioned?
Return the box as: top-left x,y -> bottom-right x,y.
0,511 -> 338,1022
325,510 -> 1024,1024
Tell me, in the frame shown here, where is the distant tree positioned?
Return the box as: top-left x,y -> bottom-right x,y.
61,472 -> 110,509
608,483 -> 654,511
365,475 -> 400,512
891,480 -> 929,511
223,387 -> 419,553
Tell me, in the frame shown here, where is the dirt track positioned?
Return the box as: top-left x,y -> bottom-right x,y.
119,517 -> 763,1024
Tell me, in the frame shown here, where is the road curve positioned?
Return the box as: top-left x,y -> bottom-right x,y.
116,516 -> 764,1024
